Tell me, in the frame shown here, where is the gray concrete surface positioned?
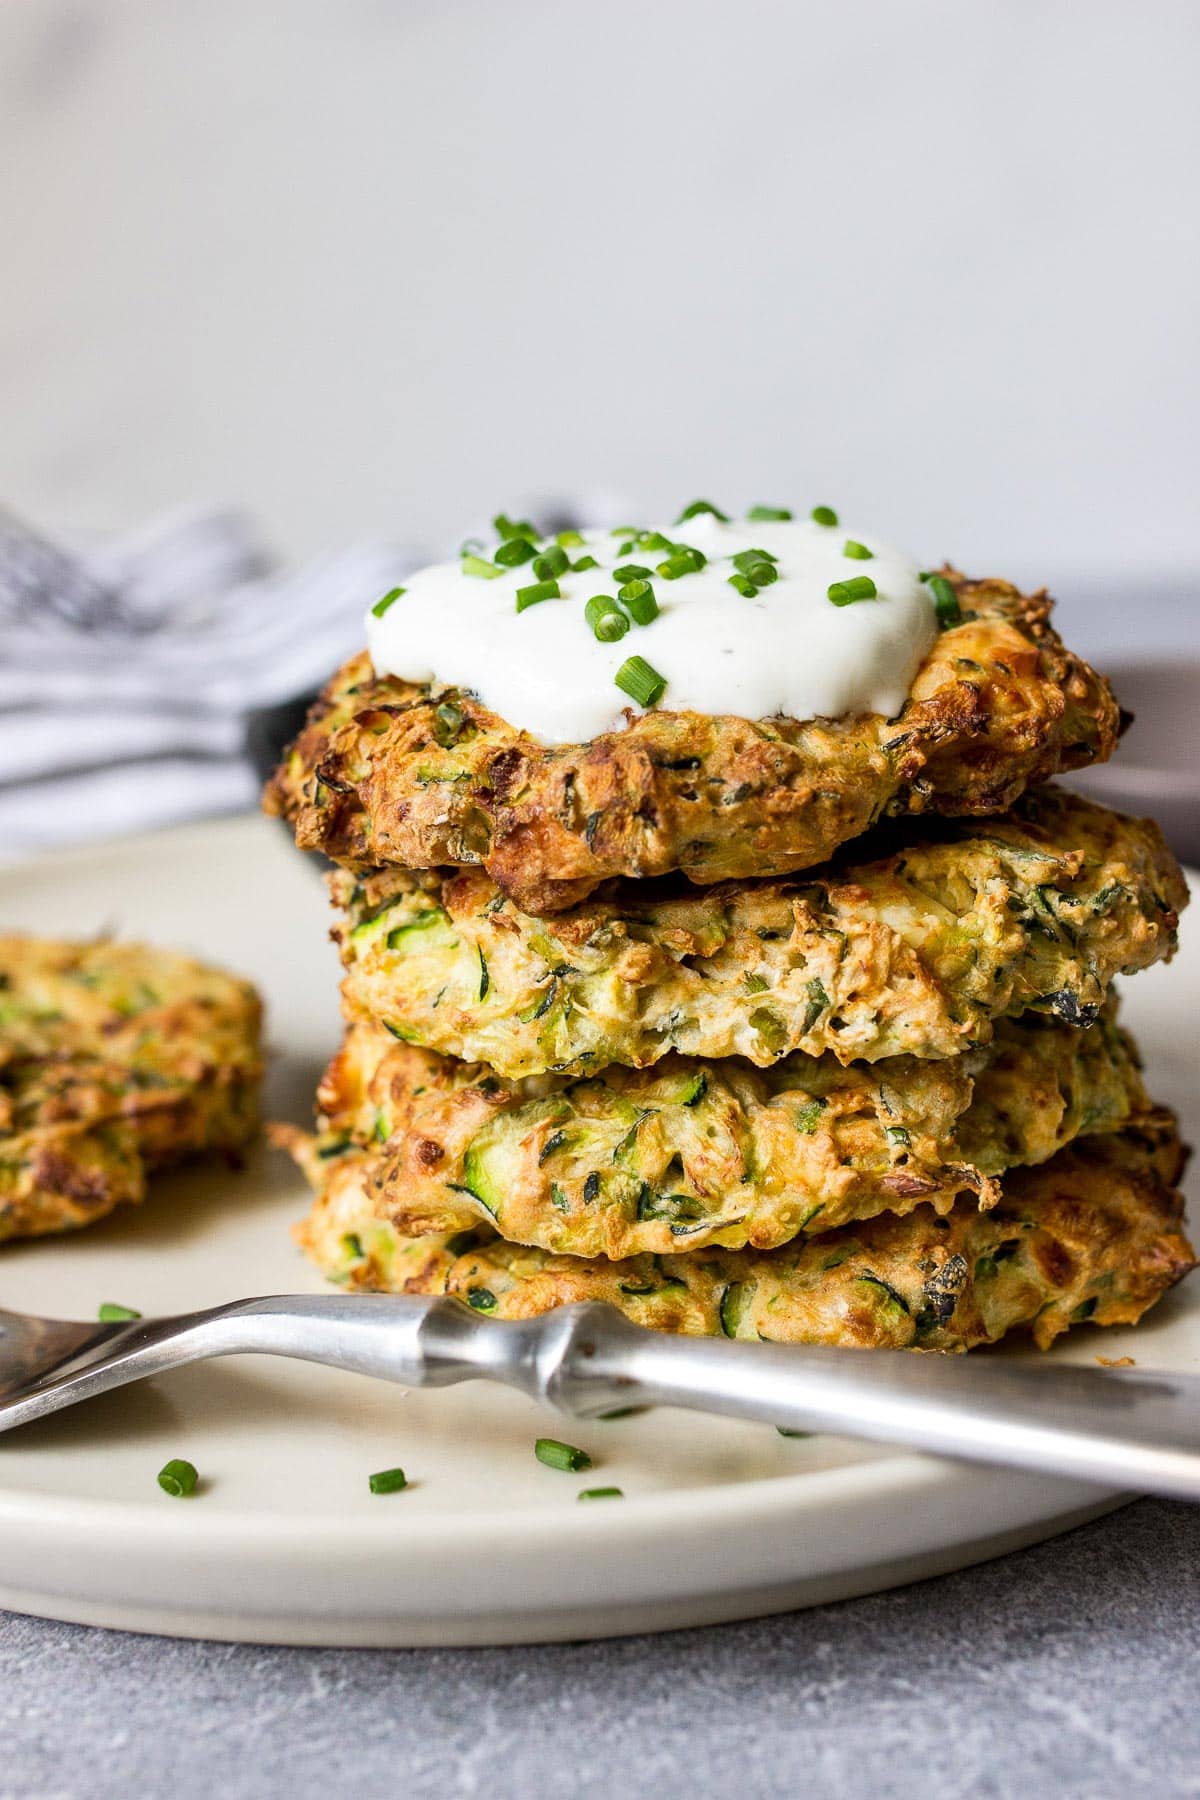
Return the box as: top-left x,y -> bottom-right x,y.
3,1495 -> 1198,1800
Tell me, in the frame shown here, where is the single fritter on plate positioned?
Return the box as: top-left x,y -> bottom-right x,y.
291,1000 -> 1147,1259
266,572 -> 1119,914
333,789 -> 1185,1078
0,936 -> 263,1241
286,1114 -> 1194,1352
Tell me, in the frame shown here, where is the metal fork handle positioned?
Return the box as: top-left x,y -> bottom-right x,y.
7,1296 -> 1200,1503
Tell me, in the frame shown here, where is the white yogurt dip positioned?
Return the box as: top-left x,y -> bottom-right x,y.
366,508 -> 938,745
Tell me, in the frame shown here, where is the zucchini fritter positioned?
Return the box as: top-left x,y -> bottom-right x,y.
266,573 -> 1119,913
301,1002 -> 1146,1258
0,936 -> 263,1242
334,789 -> 1184,1078
286,1116 -> 1194,1352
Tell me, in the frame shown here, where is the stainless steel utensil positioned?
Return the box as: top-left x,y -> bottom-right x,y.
3,1294 -> 1200,1499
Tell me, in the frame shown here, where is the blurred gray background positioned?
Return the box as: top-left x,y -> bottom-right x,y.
2,0 -> 1198,604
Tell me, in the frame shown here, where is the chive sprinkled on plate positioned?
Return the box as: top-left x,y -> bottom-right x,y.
462,552 -> 502,580
467,1287 -> 497,1310
615,655 -> 667,706
925,573 -> 963,628
676,499 -> 730,523
777,1427 -> 813,1439
493,513 -> 537,541
555,528 -> 584,548
371,586 -> 405,619
728,572 -> 758,598
157,1458 -> 198,1498
811,504 -> 839,527
585,594 -> 629,642
578,1486 -> 624,1501
828,575 -> 878,606
516,578 -> 561,612
535,1437 -> 593,1473
368,1466 -> 408,1495
843,540 -> 873,560
613,563 -> 653,583
748,504 -> 793,521
617,578 -> 659,625
98,1302 -> 141,1322
571,553 -> 600,572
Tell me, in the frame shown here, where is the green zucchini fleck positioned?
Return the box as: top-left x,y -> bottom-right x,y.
794,1098 -> 827,1135
801,978 -> 830,1036
719,1280 -> 753,1337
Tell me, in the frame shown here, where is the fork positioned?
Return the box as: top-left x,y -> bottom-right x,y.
4,1294 -> 1200,1499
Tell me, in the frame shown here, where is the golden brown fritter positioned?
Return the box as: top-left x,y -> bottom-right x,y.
285,1115 -> 1194,1352
333,789 -> 1184,1077
0,936 -> 263,1242
265,572 -> 1120,913
297,1001 -> 1147,1259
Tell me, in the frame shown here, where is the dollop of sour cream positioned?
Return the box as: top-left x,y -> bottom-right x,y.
366,512 -> 938,744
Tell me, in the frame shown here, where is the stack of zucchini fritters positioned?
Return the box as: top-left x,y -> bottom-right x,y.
269,553 -> 1194,1353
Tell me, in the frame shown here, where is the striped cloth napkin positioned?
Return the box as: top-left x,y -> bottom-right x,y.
0,506 -> 422,858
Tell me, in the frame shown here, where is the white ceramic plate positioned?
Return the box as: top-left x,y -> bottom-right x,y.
0,818 -> 1195,1646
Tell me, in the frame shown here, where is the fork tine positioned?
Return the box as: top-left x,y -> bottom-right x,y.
0,1306 -> 123,1396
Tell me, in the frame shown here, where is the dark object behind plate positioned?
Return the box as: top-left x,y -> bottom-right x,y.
1065,659 -> 1200,867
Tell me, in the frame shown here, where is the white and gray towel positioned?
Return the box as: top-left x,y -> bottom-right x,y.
0,506 -> 423,858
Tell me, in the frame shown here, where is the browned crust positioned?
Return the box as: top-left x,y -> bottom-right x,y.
265,572 -> 1120,913
284,1115 -> 1195,1353
301,1004 -> 1149,1258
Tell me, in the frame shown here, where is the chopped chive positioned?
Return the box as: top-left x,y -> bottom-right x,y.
99,1302 -> 141,1322
467,1287 -> 497,1311
925,573 -> 963,628
585,594 -> 629,642
613,563 -> 654,582
371,586 -> 405,619
157,1458 -> 198,1498
748,504 -> 793,521
777,1427 -> 813,1439
516,578 -> 561,612
494,536 -> 538,567
676,499 -> 730,523
617,578 -> 659,625
843,540 -> 873,560
477,945 -> 489,999
657,547 -> 706,579
828,575 -> 878,606
728,572 -> 759,598
731,549 -> 777,586
532,545 -> 570,580
811,505 -> 839,527
434,700 -> 464,746
610,524 -> 640,538
556,528 -> 585,548
493,513 -> 537,541
636,530 -> 673,552
368,1466 -> 408,1494
535,1437 -> 593,1473
571,553 -> 600,572
578,1486 -> 624,1501
462,552 -> 502,580
615,655 -> 667,707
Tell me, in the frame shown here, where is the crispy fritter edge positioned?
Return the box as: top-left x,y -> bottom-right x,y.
265,571 -> 1120,912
